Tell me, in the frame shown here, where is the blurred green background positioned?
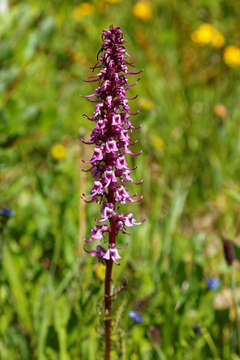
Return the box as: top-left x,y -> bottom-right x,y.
2,0 -> 240,359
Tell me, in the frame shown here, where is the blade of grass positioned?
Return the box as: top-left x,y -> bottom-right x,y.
3,244 -> 32,333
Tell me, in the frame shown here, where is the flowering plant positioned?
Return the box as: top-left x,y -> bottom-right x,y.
82,25 -> 144,265
81,25 -> 144,359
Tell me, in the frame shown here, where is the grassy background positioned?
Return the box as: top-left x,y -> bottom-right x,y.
1,0 -> 240,359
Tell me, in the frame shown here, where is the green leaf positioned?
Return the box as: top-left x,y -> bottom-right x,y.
54,296 -> 71,360
37,277 -> 55,360
3,245 -> 33,333
0,66 -> 20,94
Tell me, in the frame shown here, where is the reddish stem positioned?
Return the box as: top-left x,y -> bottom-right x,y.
104,258 -> 113,360
104,195 -> 116,360
104,106 -> 117,360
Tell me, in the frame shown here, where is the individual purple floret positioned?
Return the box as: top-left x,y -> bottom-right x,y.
81,25 -> 144,265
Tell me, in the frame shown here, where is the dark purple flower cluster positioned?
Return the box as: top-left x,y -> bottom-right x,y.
82,25 -> 144,265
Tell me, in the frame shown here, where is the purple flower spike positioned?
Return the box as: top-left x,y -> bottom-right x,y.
82,25 -> 144,265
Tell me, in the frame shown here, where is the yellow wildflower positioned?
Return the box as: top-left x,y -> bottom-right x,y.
72,3 -> 94,21
191,24 -> 213,45
95,263 -> 106,281
51,144 -> 66,160
105,0 -> 120,3
133,2 -> 152,21
151,135 -> 164,150
213,103 -> 228,118
191,23 -> 225,47
223,45 -> 240,67
139,98 -> 153,111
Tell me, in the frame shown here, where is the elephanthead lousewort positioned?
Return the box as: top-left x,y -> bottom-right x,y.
81,25 -> 144,265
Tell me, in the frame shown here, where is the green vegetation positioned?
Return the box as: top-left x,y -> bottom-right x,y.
1,0 -> 240,359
